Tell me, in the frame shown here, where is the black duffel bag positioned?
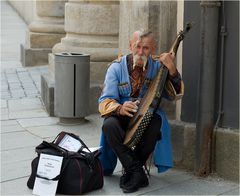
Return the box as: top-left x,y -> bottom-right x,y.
27,132 -> 104,195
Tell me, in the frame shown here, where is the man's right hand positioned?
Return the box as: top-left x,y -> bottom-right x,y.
119,100 -> 139,117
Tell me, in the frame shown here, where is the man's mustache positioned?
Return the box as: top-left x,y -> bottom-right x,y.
133,54 -> 148,70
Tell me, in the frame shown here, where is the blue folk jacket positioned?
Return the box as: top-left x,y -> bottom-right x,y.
98,55 -> 175,175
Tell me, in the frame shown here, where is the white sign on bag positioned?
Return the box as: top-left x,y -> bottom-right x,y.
58,134 -> 82,152
33,154 -> 63,196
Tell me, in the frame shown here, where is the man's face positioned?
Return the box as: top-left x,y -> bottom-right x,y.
129,36 -> 154,69
130,36 -> 154,58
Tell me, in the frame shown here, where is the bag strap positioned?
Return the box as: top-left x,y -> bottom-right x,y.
36,141 -> 67,155
36,174 -> 61,181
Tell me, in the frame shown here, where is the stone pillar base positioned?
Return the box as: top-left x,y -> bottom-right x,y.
41,74 -> 102,117
20,44 -> 51,67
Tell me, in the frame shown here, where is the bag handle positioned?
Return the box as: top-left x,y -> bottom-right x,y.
58,132 -> 100,170
54,131 -> 93,154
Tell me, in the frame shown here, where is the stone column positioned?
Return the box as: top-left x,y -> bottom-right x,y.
52,0 -> 119,83
41,0 -> 119,116
119,0 -> 177,119
21,0 -> 67,67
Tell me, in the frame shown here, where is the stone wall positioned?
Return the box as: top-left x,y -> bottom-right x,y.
170,121 -> 239,182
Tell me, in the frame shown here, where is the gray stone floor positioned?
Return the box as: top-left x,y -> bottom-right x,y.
0,0 -> 239,195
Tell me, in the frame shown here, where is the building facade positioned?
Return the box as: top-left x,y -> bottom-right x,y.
8,0 -> 239,182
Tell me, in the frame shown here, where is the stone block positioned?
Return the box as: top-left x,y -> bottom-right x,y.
170,121 -> 239,182
1,160 -> 31,182
170,122 -> 196,170
48,53 -> 55,78
1,124 -> 25,133
1,177 -> 32,195
41,74 -> 55,116
146,174 -> 238,195
215,129 -> 239,182
8,97 -> 43,111
17,117 -> 58,128
1,147 -> 36,165
1,131 -> 42,151
20,43 -> 51,67
89,84 -> 102,114
160,100 -> 176,120
90,61 -> 109,84
171,120 -> 184,163
29,32 -> 65,48
182,124 -> 196,170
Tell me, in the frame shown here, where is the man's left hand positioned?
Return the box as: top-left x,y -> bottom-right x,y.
159,52 -> 177,76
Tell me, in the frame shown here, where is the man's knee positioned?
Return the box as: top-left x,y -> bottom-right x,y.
102,116 -> 119,135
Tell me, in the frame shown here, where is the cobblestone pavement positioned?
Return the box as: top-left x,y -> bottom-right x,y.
1,66 -> 48,100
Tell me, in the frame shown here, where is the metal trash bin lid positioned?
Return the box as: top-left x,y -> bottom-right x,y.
54,52 -> 90,57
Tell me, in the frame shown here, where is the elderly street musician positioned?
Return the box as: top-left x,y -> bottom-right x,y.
98,29 -> 184,193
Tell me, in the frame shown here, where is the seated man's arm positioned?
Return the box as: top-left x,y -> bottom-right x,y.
164,71 -> 184,101
98,64 -> 121,117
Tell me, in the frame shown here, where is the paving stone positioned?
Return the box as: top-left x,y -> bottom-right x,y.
9,109 -> 49,119
5,69 -> 16,74
17,117 -> 59,128
1,177 -> 33,195
6,73 -> 18,78
21,84 -> 34,89
1,108 -> 8,115
145,175 -> 239,195
1,119 -> 19,126
0,61 -> 22,70
1,113 -> 9,120
0,94 -> 11,100
10,89 -> 25,94
17,73 -> 30,77
1,146 -> 36,165
24,89 -> 39,94
10,92 -> 26,99
8,98 -> 43,111
1,100 -> 7,108
1,124 -> 25,133
25,91 -> 39,96
220,187 -> 240,195
16,67 -> 27,72
8,79 -> 20,84
11,94 -> 26,99
1,87 -> 9,92
1,160 -> 31,182
6,76 -> 18,81
1,131 -> 42,151
25,122 -> 100,140
9,83 -> 22,88
25,93 -> 39,97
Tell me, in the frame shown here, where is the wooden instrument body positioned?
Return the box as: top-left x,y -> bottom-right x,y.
124,66 -> 168,149
124,23 -> 192,150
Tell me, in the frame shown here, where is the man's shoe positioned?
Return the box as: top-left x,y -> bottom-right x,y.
119,172 -> 131,188
121,169 -> 149,193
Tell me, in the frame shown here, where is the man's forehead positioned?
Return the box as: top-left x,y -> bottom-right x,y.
135,37 -> 153,46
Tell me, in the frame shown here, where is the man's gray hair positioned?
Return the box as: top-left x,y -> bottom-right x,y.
135,29 -> 156,45
137,29 -> 153,39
